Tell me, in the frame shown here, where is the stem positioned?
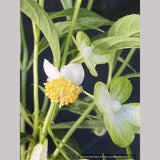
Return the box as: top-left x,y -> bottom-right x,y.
106,62 -> 113,86
48,127 -> 70,160
20,13 -> 28,154
40,103 -> 57,143
40,96 -> 49,120
61,0 -> 82,66
126,146 -> 134,160
51,102 -> 95,159
32,22 -> 40,139
113,48 -> 136,80
82,89 -> 94,99
107,48 -> 136,88
87,0 -> 94,10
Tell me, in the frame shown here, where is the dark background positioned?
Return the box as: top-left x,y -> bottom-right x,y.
22,0 -> 140,159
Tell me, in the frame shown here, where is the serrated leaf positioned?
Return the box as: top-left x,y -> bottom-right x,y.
20,0 -> 60,68
92,36 -> 140,53
110,77 -> 133,104
107,14 -> 140,37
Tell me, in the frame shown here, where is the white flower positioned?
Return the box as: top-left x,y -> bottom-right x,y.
94,82 -> 140,147
43,59 -> 85,106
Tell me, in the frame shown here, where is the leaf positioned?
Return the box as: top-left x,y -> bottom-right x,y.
54,130 -> 81,160
92,36 -> 140,53
38,19 -> 104,55
107,14 -> 140,37
20,103 -> 33,128
20,132 -> 33,145
48,8 -> 113,26
30,139 -> 48,160
20,0 -> 60,68
67,96 -> 94,117
51,119 -> 105,129
110,77 -> 133,104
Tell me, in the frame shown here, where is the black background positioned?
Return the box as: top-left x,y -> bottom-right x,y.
21,0 -> 140,159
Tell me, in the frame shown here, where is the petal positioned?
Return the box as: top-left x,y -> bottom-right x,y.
31,139 -> 48,160
60,63 -> 84,86
103,111 -> 135,148
43,59 -> 60,81
94,82 -> 113,113
121,103 -> 140,127
83,46 -> 92,57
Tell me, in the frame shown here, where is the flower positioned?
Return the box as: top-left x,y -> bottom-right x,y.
43,59 -> 84,106
94,81 -> 140,147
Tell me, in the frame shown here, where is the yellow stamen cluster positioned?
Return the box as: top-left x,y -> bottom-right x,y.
44,76 -> 81,106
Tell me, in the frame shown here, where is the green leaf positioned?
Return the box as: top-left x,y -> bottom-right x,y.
94,82 -> 135,148
107,14 -> 140,37
110,77 -> 133,104
20,103 -> 33,127
20,0 -> 60,68
60,0 -> 73,10
92,36 -> 140,53
31,139 -> 48,160
54,130 -> 81,160
48,8 -> 113,26
20,132 -> 33,145
51,119 -> 105,129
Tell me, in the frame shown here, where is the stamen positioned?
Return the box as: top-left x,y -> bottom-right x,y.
44,76 -> 81,106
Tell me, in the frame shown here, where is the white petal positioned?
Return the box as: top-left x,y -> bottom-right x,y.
83,46 -> 92,57
94,82 -> 113,113
120,104 -> 140,127
60,63 -> 84,86
43,59 -> 60,81
103,111 -> 135,147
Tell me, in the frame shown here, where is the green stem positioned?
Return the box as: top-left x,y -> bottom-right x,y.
40,103 -> 57,143
32,22 -> 40,139
55,138 -> 82,158
107,48 -> 136,88
87,0 -> 94,10
51,102 -> 95,159
40,96 -> 49,120
61,0 -> 82,66
113,48 -> 136,80
48,127 -> 70,160
126,146 -> 134,160
106,62 -> 113,86
82,89 -> 94,99
20,13 -> 28,154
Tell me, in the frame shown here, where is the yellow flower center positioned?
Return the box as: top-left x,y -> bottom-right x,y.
44,76 -> 81,106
